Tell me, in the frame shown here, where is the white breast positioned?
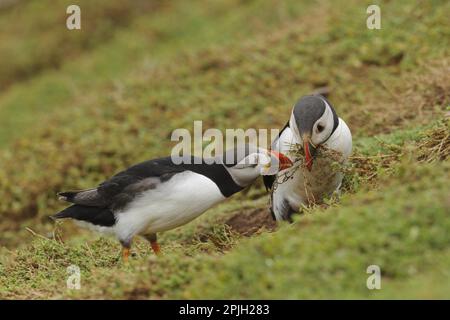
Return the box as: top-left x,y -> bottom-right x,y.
113,171 -> 226,241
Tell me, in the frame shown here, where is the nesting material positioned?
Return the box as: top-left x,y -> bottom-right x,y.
417,120 -> 450,162
271,142 -> 346,194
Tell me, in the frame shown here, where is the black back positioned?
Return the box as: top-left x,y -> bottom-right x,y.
102,156 -> 244,199
54,156 -> 244,227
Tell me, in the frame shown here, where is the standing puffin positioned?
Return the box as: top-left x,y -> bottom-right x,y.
264,95 -> 352,221
53,145 -> 292,261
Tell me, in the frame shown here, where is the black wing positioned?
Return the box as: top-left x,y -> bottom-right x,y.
263,121 -> 290,191
58,157 -> 187,210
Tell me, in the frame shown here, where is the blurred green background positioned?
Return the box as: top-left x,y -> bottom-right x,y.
0,0 -> 448,299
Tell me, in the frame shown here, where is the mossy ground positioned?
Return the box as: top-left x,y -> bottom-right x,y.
0,0 -> 448,299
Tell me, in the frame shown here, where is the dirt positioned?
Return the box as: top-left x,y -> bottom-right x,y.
225,208 -> 277,237
126,287 -> 151,300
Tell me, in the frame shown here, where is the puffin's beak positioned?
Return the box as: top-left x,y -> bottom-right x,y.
303,137 -> 316,171
270,150 -> 293,171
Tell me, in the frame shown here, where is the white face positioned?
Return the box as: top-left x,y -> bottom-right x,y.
290,98 -> 335,146
233,151 -> 274,173
228,150 -> 278,187
310,100 -> 335,146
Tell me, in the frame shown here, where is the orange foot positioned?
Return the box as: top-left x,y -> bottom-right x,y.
122,247 -> 130,262
151,241 -> 161,255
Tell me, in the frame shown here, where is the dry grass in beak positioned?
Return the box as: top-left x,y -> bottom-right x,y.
287,142 -> 343,165
270,143 -> 346,194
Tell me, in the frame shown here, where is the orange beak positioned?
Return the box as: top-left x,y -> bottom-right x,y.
304,139 -> 313,171
270,150 -> 293,171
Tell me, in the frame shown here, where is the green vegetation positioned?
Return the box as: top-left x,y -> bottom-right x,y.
0,0 -> 448,299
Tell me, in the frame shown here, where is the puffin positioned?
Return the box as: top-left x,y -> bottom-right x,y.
264,95 -> 352,221
52,144 -> 293,261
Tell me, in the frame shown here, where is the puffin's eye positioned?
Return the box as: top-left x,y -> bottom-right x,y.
317,124 -> 325,133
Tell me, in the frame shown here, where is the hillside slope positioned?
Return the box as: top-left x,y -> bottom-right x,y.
0,0 -> 448,299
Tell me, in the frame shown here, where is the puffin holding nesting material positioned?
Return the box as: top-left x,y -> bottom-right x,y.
264,95 -> 352,221
52,145 -> 292,261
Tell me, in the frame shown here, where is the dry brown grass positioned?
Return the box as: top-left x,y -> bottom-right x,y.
417,119 -> 450,163
345,59 -> 450,136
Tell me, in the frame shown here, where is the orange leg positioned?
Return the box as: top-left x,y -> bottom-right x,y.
122,247 -> 130,262
151,241 -> 161,255
120,238 -> 133,262
144,233 -> 161,256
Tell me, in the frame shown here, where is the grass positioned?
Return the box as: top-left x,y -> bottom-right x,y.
0,0 -> 318,146
0,0 -> 449,299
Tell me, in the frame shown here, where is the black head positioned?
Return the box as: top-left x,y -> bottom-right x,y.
291,95 -> 339,170
292,95 -> 338,138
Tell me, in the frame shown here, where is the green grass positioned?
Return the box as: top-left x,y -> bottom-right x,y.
185,161 -> 450,299
0,0 -> 318,146
0,0 -> 449,299
0,0 -> 155,88
1,120 -> 448,299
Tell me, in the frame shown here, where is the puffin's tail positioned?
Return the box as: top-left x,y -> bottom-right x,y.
52,204 -> 82,219
51,205 -> 116,227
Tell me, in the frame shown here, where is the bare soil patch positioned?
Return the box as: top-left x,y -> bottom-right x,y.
225,208 -> 277,237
